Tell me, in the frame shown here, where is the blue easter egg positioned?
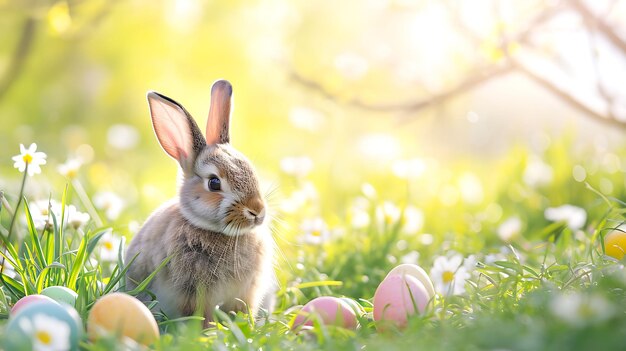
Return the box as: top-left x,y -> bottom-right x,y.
3,301 -> 83,351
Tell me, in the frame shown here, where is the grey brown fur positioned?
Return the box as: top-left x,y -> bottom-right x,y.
125,80 -> 274,325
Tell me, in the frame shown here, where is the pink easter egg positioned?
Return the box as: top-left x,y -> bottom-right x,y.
373,274 -> 429,329
292,296 -> 358,329
11,294 -> 59,315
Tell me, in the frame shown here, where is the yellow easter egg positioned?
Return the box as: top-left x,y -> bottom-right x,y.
605,230 -> 626,260
87,292 -> 159,346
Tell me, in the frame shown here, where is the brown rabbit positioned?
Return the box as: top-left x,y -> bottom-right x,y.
125,80 -> 274,323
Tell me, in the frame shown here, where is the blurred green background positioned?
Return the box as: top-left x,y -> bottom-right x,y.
1,0 -> 626,280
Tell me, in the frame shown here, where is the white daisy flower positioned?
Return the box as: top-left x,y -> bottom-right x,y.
279,156 -> 313,178
430,253 -> 471,296
18,313 -> 71,351
550,292 -> 613,327
65,205 -> 90,230
497,216 -> 522,242
544,205 -> 587,230
93,191 -> 125,220
99,230 -> 122,262
299,217 -> 330,245
12,143 -> 47,176
28,200 -> 63,231
57,158 -> 82,179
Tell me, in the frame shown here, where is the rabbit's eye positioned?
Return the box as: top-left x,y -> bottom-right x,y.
208,176 -> 221,191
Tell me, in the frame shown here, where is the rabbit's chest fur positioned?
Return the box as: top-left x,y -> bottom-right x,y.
128,202 -> 272,318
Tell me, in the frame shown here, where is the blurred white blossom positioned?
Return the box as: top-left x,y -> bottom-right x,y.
280,182 -> 318,213
349,198 -> 371,229
402,206 -> 424,234
99,230 -> 122,262
497,216 -> 522,242
12,143 -> 47,176
107,124 -> 140,150
57,158 -> 82,179
401,250 -> 420,264
29,200 -> 63,231
420,233 -> 434,246
299,217 -> 330,245
545,205 -> 587,230
288,106 -> 325,132
93,192 -> 125,220
376,201 -> 401,227
66,205 -> 90,230
430,253 -> 471,296
392,158 -> 426,179
523,157 -> 553,187
280,156 -> 313,178
458,172 -> 484,204
550,292 -> 613,327
361,183 -> 377,199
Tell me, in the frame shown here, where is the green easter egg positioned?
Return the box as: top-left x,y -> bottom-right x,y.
40,286 -> 78,306
3,301 -> 83,351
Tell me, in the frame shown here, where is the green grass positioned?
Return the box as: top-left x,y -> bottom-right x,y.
1,138 -> 626,350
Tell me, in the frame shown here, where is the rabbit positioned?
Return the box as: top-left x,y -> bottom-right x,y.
125,80 -> 275,324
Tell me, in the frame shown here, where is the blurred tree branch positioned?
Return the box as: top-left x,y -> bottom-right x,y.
570,0 -> 626,56
291,1 -> 626,129
0,17 -> 37,102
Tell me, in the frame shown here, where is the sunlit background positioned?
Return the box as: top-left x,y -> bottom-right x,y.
2,0 -> 626,288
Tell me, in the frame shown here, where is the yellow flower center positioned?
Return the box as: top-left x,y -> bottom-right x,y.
66,169 -> 77,178
311,230 -> 321,237
23,153 -> 33,164
443,271 -> 455,283
36,330 -> 52,345
104,241 -> 114,250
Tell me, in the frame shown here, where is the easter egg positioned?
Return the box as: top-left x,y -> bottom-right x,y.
11,294 -> 59,315
41,286 -> 78,306
386,263 -> 436,299
292,296 -> 358,329
373,274 -> 429,329
605,230 -> 626,260
339,297 -> 365,316
88,292 -> 159,346
3,301 -> 83,351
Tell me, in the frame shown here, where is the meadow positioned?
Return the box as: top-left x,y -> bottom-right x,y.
2,135 -> 626,350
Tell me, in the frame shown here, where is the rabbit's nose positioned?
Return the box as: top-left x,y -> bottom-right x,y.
245,207 -> 266,225
244,197 -> 266,224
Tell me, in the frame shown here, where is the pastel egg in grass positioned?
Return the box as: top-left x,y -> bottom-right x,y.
4,301 -> 83,351
604,230 -> 626,260
373,274 -> 430,329
385,263 -> 436,299
88,292 -> 160,346
40,286 -> 78,306
292,296 -> 358,330
11,294 -> 59,315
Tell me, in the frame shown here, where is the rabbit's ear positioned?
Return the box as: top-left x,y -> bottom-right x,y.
206,80 -> 232,145
147,92 -> 206,171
